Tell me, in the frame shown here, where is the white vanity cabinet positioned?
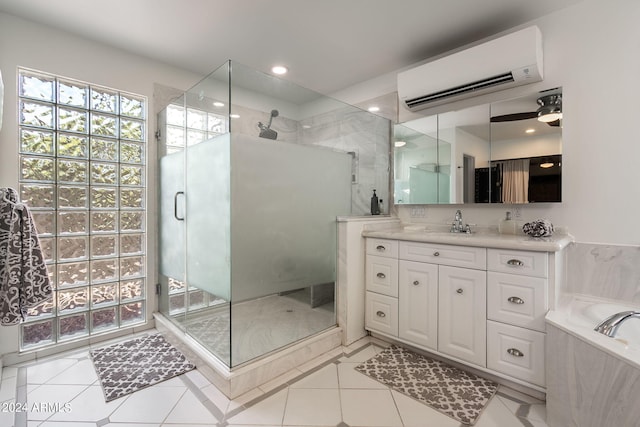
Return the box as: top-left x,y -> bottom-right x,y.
486,248 -> 548,387
366,239 -> 488,366
398,240 -> 487,365
398,260 -> 438,350
364,235 -> 566,392
438,265 -> 487,366
365,239 -> 399,336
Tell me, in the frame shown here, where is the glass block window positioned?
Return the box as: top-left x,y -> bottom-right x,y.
18,68 -> 147,349
167,278 -> 225,316
165,103 -> 227,154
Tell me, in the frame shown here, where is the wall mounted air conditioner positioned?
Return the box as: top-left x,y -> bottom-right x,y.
398,26 -> 543,112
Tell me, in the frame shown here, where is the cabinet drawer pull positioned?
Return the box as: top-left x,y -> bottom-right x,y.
413,280 -> 420,286
507,348 -> 524,357
376,310 -> 386,318
456,288 -> 464,294
376,272 -> 386,279
507,259 -> 524,267
376,245 -> 386,251
507,296 -> 525,305
433,251 -> 440,257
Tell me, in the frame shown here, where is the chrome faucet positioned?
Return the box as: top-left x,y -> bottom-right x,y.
450,209 -> 471,233
594,311 -> 640,337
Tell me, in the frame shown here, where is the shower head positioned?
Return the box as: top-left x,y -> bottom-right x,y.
258,109 -> 280,140
259,128 -> 278,140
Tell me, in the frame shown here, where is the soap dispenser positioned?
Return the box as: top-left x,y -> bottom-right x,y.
370,189 -> 380,215
499,211 -> 517,234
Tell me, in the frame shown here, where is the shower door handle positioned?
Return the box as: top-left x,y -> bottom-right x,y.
174,191 -> 185,221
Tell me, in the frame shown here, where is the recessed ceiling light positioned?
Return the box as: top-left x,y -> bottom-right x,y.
368,106 -> 380,113
525,128 -> 535,134
230,114 -> 240,119
213,101 -> 225,107
271,65 -> 288,75
394,141 -> 407,147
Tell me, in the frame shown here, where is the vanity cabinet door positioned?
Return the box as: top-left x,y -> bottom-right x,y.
399,260 -> 438,350
438,265 -> 487,366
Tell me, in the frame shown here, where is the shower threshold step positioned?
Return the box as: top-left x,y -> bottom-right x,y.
153,313 -> 343,398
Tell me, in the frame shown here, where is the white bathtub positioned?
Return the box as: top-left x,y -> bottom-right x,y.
546,295 -> 640,369
546,294 -> 640,369
546,294 -> 640,427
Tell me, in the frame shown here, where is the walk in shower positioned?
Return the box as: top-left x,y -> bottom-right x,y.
156,61 -> 390,370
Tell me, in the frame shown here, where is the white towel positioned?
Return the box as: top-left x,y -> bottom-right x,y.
0,187 -> 52,325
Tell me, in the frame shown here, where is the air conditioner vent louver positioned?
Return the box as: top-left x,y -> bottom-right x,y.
405,72 -> 514,109
398,26 -> 543,112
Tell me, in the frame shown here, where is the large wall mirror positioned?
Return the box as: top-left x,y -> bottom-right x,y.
394,87 -> 562,204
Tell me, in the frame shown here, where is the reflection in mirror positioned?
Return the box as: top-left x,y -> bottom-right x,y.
393,87 -> 562,205
439,104 -> 491,203
489,87 -> 562,203
394,116 -> 442,204
394,104 -> 491,204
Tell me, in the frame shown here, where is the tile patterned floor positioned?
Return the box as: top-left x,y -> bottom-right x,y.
0,333 -> 549,427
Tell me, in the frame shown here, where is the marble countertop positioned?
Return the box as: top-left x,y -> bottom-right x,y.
362,225 -> 574,252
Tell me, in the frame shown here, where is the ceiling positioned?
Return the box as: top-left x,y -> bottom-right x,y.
0,0 -> 583,95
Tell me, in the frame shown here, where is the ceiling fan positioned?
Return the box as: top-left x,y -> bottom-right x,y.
491,93 -> 562,127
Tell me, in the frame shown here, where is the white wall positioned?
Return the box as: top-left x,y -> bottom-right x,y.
0,13 -> 202,357
333,0 -> 640,246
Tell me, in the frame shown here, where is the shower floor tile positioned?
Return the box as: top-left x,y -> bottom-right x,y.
174,290 -> 335,365
2,333 -> 550,427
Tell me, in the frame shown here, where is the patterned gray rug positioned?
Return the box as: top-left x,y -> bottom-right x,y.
355,345 -> 498,425
90,333 -> 195,402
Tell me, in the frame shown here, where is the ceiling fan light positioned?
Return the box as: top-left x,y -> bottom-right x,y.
537,110 -> 562,122
536,93 -> 562,123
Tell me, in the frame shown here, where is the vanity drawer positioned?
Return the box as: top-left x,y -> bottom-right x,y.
399,241 -> 486,270
487,272 -> 548,332
487,321 -> 545,387
366,255 -> 399,297
366,238 -> 399,258
366,291 -> 398,336
487,249 -> 547,278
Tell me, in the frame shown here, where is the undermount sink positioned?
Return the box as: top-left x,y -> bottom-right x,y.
403,225 -> 476,235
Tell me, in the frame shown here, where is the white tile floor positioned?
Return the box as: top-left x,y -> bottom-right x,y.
0,333 -> 549,427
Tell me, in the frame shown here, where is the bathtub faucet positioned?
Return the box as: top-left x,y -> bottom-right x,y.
594,310 -> 640,337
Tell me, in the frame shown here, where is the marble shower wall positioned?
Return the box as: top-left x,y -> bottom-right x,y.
230,104 -> 300,143
233,104 -> 391,216
299,106 -> 391,216
565,242 -> 640,303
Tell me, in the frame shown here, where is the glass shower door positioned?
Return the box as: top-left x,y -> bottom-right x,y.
158,62 -> 233,366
